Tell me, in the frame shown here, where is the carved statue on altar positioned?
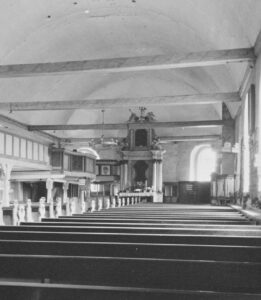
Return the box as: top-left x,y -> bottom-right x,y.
127,107 -> 156,123
151,136 -> 162,150
145,111 -> 156,122
128,109 -> 139,122
119,138 -> 129,150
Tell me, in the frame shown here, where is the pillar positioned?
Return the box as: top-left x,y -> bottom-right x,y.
46,178 -> 53,204
124,162 -> 128,190
152,160 -> 157,192
1,162 -> 12,207
120,163 -> 124,191
255,52 -> 261,198
127,161 -> 132,190
0,202 -> 3,225
158,160 -> 163,193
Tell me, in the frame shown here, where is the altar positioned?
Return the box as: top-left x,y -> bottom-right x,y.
118,108 -> 165,203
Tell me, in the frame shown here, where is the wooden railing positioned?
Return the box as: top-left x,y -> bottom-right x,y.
51,148 -> 96,174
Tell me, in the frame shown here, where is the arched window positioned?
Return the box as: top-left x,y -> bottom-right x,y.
190,144 -> 217,181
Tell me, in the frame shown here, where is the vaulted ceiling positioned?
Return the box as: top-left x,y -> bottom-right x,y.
0,0 -> 260,147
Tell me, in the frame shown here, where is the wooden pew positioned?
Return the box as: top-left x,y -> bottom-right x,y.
13,224 -> 261,236
27,220 -> 259,229
77,214 -> 245,220
62,214 -> 248,220
0,254 -> 260,293
43,217 -> 252,225
0,239 -> 261,262
1,203 -> 259,300
0,281 -> 260,300
0,230 -> 261,246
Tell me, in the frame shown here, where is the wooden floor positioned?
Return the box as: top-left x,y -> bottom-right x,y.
0,203 -> 261,299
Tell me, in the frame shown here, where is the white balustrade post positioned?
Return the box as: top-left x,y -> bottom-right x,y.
126,197 -> 130,206
131,197 -> 134,205
56,198 -> 62,218
117,196 -> 121,207
66,198 -> 71,216
0,203 -> 3,225
13,200 -> 19,226
46,178 -> 53,204
39,198 -> 46,221
49,198 -> 54,218
26,199 -> 33,222
81,198 -> 86,214
122,197 -> 125,206
91,199 -> 96,212
105,198 -> 110,209
18,204 -> 25,224
111,197 -> 116,208
98,198 -> 103,211
63,182 -> 69,205
70,198 -> 76,215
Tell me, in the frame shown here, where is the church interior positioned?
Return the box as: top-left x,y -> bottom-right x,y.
0,0 -> 261,299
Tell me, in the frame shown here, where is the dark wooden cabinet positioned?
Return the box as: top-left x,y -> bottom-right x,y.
178,181 -> 210,204
163,182 -> 178,203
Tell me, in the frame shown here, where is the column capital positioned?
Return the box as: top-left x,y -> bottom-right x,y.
152,159 -> 162,163
63,181 -> 69,190
46,178 -> 54,189
0,162 -> 13,178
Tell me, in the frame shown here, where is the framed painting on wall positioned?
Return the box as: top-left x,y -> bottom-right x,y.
101,165 -> 110,176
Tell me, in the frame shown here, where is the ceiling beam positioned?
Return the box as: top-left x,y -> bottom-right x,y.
0,48 -> 255,78
255,29 -> 261,56
62,134 -> 221,145
28,120 -> 231,131
159,135 -> 221,142
239,63 -> 254,99
0,92 -> 240,111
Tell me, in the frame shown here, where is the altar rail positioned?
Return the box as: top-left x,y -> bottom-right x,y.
119,191 -> 163,203
0,194 -> 141,225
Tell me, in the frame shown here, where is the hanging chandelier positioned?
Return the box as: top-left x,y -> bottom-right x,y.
90,109 -> 118,148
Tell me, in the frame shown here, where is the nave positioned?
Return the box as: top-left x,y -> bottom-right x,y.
0,203 -> 261,299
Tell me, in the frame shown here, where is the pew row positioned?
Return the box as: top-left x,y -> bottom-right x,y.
15,224 -> 261,236
0,230 -> 261,246
43,217 -> 252,225
0,254 -> 260,293
0,239 -> 260,262
0,281 -> 260,300
29,220 -> 259,229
